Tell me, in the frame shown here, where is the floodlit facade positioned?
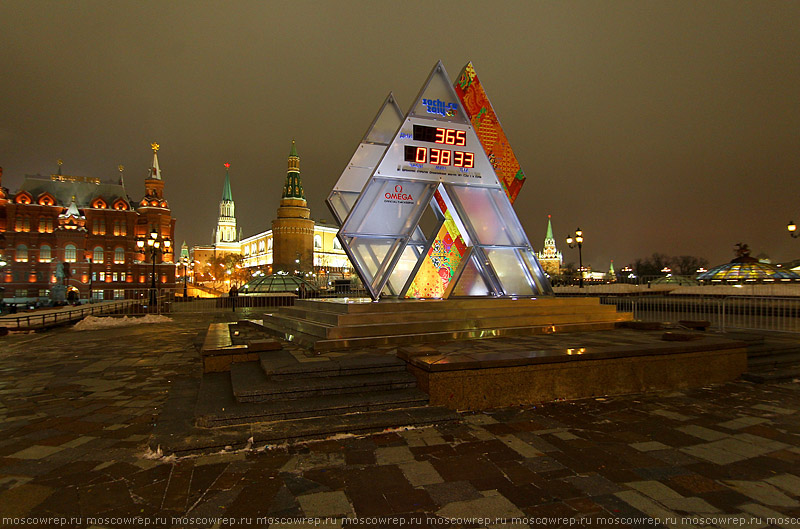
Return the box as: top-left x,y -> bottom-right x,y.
0,146 -> 177,302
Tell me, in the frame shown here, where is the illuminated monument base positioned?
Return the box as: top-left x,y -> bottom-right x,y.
260,297 -> 745,411
263,297 -> 633,352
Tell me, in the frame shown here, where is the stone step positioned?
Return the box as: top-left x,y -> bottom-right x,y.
260,351 -> 406,379
230,361 -> 417,403
293,296 -> 603,314
742,366 -> 800,384
262,319 -> 622,352
748,351 -> 800,369
267,309 -> 626,341
279,302 -> 619,327
746,344 -> 800,358
195,373 -> 430,427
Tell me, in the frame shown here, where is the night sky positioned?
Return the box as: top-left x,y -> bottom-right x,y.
2,1 -> 798,270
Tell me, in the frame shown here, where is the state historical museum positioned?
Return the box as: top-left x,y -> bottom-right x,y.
0,145 -> 177,303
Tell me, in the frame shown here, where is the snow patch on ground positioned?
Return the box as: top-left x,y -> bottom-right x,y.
74,314 -> 173,331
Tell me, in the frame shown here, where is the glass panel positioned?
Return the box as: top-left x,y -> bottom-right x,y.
340,179 -> 435,237
327,191 -> 360,225
447,186 -> 527,246
520,249 -> 554,295
486,248 -> 536,296
450,254 -> 491,297
349,143 -> 388,172
386,244 -> 425,295
346,238 -> 397,294
365,93 -> 404,144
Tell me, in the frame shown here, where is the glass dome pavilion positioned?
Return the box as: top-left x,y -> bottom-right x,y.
239,273 -> 318,295
697,257 -> 800,282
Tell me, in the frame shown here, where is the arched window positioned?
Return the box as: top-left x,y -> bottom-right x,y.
114,247 -> 125,264
267,238 -> 273,250
39,245 -> 52,262
314,234 -> 322,249
15,244 -> 28,262
333,237 -> 342,250
65,244 -> 77,263
93,247 -> 104,263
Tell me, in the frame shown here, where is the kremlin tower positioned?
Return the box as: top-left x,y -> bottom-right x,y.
537,215 -> 563,277
214,163 -> 239,253
271,141 -> 314,273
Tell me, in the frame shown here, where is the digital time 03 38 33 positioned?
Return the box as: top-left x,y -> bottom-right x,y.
404,145 -> 475,168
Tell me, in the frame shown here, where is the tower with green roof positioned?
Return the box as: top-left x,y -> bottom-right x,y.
537,215 -> 563,277
214,163 -> 239,249
272,141 -> 315,273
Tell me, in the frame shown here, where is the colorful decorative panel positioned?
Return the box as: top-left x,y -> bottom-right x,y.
455,62 -> 526,203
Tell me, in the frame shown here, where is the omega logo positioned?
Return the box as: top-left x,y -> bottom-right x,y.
384,183 -> 414,202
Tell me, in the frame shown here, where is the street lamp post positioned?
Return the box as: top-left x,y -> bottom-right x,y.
137,226 -> 170,310
565,228 -> 584,288
788,221 -> 799,238
182,256 -> 188,299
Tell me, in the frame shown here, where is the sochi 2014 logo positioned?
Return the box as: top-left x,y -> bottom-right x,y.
422,98 -> 458,117
384,184 -> 414,204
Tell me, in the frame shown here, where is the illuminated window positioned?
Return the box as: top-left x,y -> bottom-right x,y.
93,219 -> 106,235
121,271 -> 126,281
14,217 -> 23,231
314,235 -> 322,249
113,289 -> 124,299
99,272 -> 105,282
114,247 -> 125,264
258,240 -> 265,252
112,272 -> 118,282
113,219 -> 127,236
23,217 -> 30,232
333,237 -> 342,250
39,245 -> 52,262
93,247 -> 104,264
267,238 -> 273,250
64,244 -> 77,263
39,217 -> 54,233
15,245 -> 28,262
92,289 -> 104,300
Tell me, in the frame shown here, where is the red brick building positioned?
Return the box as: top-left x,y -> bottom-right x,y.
0,146 -> 176,303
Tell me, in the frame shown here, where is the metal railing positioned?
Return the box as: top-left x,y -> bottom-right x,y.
0,299 -> 141,330
601,295 -> 800,333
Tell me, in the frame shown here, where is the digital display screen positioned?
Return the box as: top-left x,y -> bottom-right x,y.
404,145 -> 475,168
413,125 -> 467,146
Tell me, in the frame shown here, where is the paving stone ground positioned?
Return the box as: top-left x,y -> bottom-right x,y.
1,313 -> 800,529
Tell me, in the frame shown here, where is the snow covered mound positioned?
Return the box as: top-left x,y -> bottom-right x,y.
73,314 -> 173,331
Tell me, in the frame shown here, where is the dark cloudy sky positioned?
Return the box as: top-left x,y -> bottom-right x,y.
2,1 -> 799,269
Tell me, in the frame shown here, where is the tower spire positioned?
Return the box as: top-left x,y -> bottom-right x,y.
222,162 -> 233,201
283,140 -> 305,200
149,142 -> 161,180
545,214 -> 554,241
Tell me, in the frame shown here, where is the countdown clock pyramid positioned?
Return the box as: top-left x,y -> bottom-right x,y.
338,61 -> 552,300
